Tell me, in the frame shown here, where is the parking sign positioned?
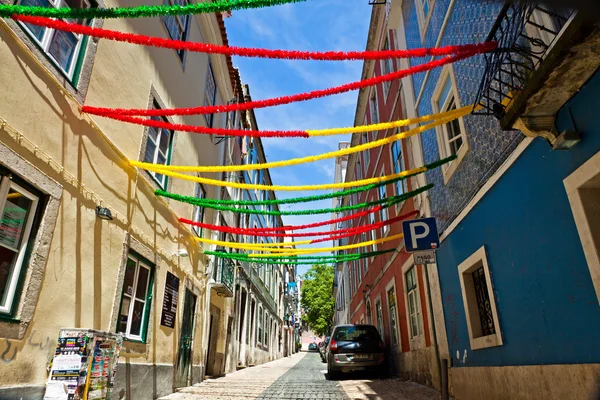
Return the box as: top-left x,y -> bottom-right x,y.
402,218 -> 440,252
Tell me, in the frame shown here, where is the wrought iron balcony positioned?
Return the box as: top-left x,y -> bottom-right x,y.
211,248 -> 235,297
240,261 -> 278,313
473,2 -> 574,125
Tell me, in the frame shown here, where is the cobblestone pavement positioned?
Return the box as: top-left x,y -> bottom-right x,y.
159,352 -> 441,400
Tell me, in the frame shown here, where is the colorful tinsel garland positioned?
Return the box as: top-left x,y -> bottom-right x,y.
197,232 -> 404,255
14,16 -> 494,61
168,185 -> 430,216
156,156 -> 454,208
206,249 -> 397,265
0,0 -> 307,19
82,45 -> 495,117
132,106 -> 469,175
181,211 -> 418,239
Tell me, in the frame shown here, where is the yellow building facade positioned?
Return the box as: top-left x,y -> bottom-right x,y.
0,2 -> 238,398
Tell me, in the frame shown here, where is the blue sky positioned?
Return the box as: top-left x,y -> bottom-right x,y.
225,1 -> 372,276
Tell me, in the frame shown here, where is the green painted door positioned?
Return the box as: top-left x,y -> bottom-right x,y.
175,289 -> 196,388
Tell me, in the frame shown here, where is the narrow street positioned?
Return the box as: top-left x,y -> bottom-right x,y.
160,352 -> 440,400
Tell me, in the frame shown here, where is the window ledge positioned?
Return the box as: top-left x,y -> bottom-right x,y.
470,333 -> 503,350
408,334 -> 426,350
442,141 -> 469,185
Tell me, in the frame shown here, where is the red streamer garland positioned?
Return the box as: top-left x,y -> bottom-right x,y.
180,210 -> 418,240
14,15 -> 495,62
181,205 -> 386,234
107,114 -> 308,138
309,211 -> 418,244
82,44 -> 496,117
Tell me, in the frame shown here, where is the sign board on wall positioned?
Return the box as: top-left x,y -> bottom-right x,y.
160,272 -> 180,328
414,250 -> 437,264
402,217 -> 440,253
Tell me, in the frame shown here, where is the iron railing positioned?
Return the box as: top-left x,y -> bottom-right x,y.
213,247 -> 235,293
473,1 -> 573,118
241,261 -> 278,313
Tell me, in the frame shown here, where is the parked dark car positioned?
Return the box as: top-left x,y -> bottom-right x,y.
319,336 -> 330,362
308,342 -> 318,351
326,324 -> 387,379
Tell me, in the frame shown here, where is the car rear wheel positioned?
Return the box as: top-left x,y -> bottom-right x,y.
326,364 -> 339,380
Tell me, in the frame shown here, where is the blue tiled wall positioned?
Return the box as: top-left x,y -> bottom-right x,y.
435,70 -> 600,366
404,0 -> 522,232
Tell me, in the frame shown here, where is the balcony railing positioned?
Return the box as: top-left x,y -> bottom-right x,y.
473,2 -> 574,122
240,261 -> 278,313
211,247 -> 235,297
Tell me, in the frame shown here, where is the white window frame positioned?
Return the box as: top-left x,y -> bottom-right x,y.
564,150 -> 600,304
378,169 -> 390,236
205,61 -> 217,128
370,90 -> 379,139
368,207 -> 377,254
362,133 -> 370,174
385,279 -> 400,347
458,246 -> 503,350
192,183 -> 206,237
257,306 -> 263,345
17,0 -> 91,80
401,258 -> 425,350
415,0 -> 436,41
161,0 -> 191,62
381,34 -> 394,101
118,255 -> 153,341
374,296 -> 384,339
144,105 -> 174,190
432,64 -> 469,185
0,179 -> 39,315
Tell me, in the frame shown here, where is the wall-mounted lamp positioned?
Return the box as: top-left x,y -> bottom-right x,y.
96,206 -> 113,221
175,249 -> 189,258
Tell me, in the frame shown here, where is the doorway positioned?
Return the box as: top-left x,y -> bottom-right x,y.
205,307 -> 220,377
175,289 -> 197,388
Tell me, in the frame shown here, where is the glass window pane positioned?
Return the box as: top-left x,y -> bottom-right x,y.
438,78 -> 453,110
0,188 -> 33,251
156,152 -> 167,167
143,135 -> 157,163
0,247 -> 18,307
123,259 -> 136,297
129,300 -> 145,336
20,0 -> 51,40
48,30 -> 79,73
158,129 -> 171,155
135,266 -> 149,300
117,296 -> 131,333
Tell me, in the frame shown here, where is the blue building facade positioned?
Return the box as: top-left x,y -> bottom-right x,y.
397,0 -> 600,398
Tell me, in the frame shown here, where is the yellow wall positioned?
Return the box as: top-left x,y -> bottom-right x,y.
0,1 -> 233,391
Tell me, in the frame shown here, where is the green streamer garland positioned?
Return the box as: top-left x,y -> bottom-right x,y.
155,155 -> 456,207
161,184 -> 432,216
205,249 -> 396,265
0,0 -> 307,19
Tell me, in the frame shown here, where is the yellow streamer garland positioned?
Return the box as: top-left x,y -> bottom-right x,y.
130,106 -> 471,174
195,233 -> 404,256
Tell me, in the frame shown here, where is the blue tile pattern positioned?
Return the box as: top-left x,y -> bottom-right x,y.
403,0 -> 523,232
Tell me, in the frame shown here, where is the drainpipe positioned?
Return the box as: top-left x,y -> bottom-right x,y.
424,265 -> 448,400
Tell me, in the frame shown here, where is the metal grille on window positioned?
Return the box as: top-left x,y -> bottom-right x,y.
472,266 -> 496,336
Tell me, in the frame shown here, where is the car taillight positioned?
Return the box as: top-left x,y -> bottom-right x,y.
330,339 -> 338,352
378,340 -> 385,350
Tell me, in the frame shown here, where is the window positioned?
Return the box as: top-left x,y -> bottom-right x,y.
370,92 -> 379,125
0,176 -> 42,316
264,312 -> 269,347
366,301 -> 372,325
143,102 -> 174,189
257,306 -> 263,344
161,0 -> 190,62
361,134 -> 370,174
405,266 -> 423,338
387,287 -> 399,346
368,210 -> 377,252
381,35 -> 393,99
378,171 -> 389,235
415,0 -> 435,39
117,252 -> 155,341
205,62 -> 217,127
375,300 -> 384,338
18,0 -> 93,81
432,65 -> 468,183
333,325 -> 381,341
356,161 -> 363,181
191,183 -> 206,237
391,139 -> 407,196
458,246 -> 503,350
564,151 -> 600,304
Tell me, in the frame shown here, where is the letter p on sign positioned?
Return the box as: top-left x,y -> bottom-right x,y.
402,217 -> 440,253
